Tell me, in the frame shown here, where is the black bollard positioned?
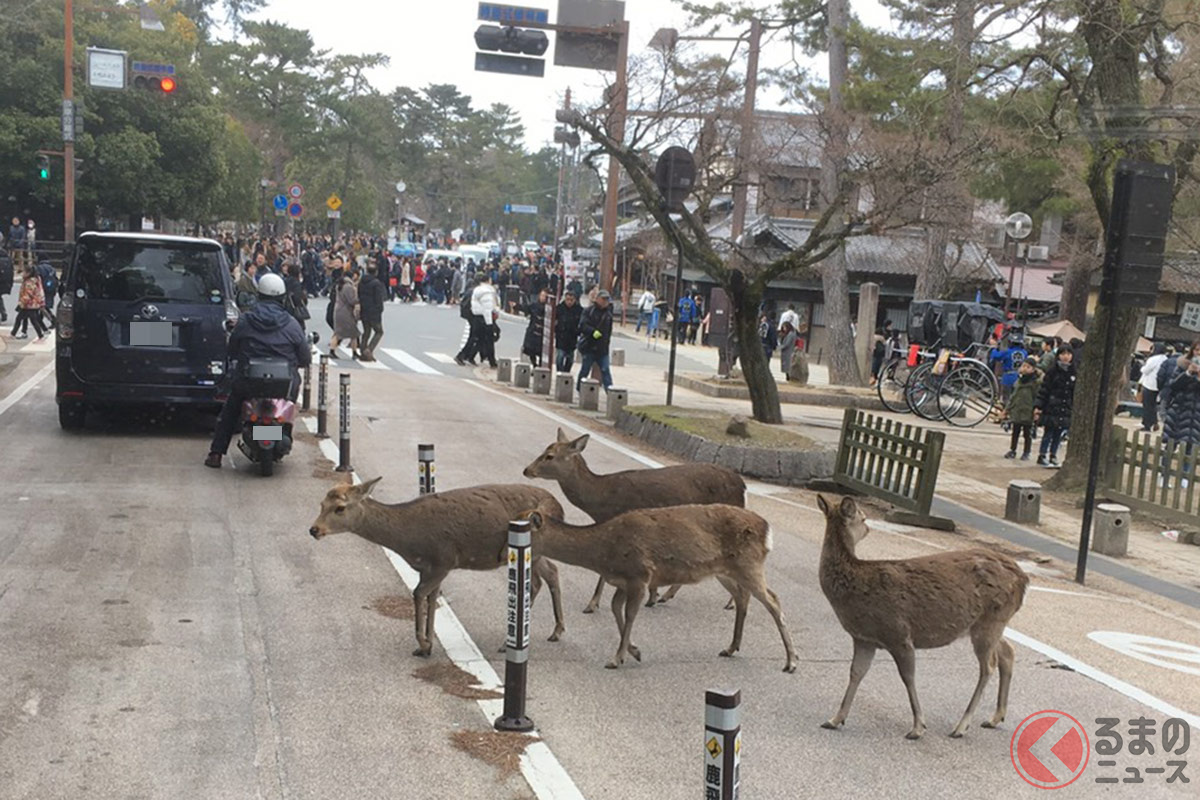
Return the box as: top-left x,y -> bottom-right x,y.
494,519 -> 534,733
317,355 -> 329,439
335,373 -> 352,472
418,444 -> 435,495
704,689 -> 742,799
302,362 -> 312,411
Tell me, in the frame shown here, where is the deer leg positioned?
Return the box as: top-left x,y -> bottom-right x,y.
823,638 -> 876,730
983,639 -> 1015,729
645,583 -> 660,607
950,630 -> 1000,738
717,577 -> 749,658
583,574 -> 605,614
659,584 -> 681,602
411,572 -> 445,657
890,642 -> 925,739
620,583 -> 646,663
532,557 -> 565,642
424,589 -> 440,647
748,578 -> 798,673
606,587 -> 628,669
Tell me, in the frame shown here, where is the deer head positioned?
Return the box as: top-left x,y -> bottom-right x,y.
515,509 -> 547,531
816,494 -> 869,553
310,476 -> 383,539
522,428 -> 590,480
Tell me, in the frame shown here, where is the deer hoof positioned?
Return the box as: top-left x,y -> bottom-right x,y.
982,718 -> 1001,729
605,660 -> 620,670
582,606 -> 596,615
547,632 -> 561,643
643,599 -> 657,608
719,648 -> 735,658
628,645 -> 642,662
412,646 -> 432,658
820,720 -> 842,730
905,727 -> 925,740
782,660 -> 797,674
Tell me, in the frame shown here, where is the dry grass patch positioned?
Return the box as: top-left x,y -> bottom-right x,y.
630,405 -> 817,450
413,662 -> 503,701
450,729 -> 539,779
368,594 -> 414,620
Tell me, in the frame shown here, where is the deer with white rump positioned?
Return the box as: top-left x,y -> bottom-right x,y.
523,428 -> 746,610
309,479 -> 567,657
519,504 -> 797,671
816,495 -> 1028,739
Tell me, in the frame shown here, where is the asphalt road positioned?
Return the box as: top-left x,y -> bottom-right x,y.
1,298 -> 1197,799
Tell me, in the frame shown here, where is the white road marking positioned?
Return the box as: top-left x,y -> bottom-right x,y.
1088,631 -> 1200,677
380,348 -> 442,376
17,331 -> 55,352
0,361 -> 54,418
425,352 -> 458,364
468,377 -> 1200,726
1006,628 -> 1200,727
359,357 -> 389,371
302,412 -> 586,800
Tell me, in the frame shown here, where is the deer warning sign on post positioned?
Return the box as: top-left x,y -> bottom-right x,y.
704,689 -> 741,799
495,519 -> 534,732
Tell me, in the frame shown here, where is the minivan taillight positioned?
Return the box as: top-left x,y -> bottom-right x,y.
57,294 -> 74,340
225,298 -> 240,332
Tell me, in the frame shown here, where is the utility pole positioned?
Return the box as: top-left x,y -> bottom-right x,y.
553,88 -> 572,272
63,0 -> 76,243
597,19 -> 630,293
729,17 -> 762,243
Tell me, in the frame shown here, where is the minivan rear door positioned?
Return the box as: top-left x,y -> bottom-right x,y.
69,238 -> 230,388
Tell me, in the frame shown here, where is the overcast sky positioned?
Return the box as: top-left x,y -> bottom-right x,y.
248,0 -> 896,152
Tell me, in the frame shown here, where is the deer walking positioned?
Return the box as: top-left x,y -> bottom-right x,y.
309,479 -> 567,657
816,495 -> 1028,739
523,428 -> 746,610
520,505 -> 797,672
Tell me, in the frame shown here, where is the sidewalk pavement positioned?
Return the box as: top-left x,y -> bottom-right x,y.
586,357 -> 1200,612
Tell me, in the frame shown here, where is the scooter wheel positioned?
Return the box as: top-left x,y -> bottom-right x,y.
259,455 -> 274,477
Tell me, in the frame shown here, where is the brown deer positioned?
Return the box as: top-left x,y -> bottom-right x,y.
816,495 -> 1028,739
523,428 -> 746,610
309,479 -> 567,657
520,505 -> 797,672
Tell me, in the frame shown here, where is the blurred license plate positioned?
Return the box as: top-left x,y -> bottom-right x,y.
253,425 -> 283,441
130,321 -> 172,346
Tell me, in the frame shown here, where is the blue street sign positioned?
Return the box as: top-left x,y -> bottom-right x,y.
477,3 -> 549,24
272,194 -> 288,210
503,204 -> 512,214
288,202 -> 303,218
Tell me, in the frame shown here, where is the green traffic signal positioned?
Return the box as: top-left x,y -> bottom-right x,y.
36,155 -> 50,181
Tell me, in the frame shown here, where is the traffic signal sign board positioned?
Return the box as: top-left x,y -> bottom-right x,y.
473,7 -> 550,78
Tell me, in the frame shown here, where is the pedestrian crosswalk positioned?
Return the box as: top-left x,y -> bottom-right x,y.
2,330 -> 54,353
314,343 -> 451,376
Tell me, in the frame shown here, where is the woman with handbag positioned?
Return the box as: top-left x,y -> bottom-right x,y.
329,271 -> 362,360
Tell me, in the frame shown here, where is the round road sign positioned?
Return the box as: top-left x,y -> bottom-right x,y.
288,183 -> 304,199
272,194 -> 288,211
288,202 -> 303,218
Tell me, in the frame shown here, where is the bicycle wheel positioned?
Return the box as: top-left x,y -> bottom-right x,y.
905,362 -> 943,420
937,361 -> 998,427
877,358 -> 913,414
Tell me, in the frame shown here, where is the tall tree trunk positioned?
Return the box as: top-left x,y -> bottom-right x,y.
1047,0 -> 1159,491
819,0 -> 861,386
1059,243 -> 1098,329
727,269 -> 782,423
915,223 -> 951,300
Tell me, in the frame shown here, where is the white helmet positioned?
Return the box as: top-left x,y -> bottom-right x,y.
257,273 -> 286,297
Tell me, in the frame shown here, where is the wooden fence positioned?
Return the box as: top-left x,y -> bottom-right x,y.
834,408 -> 949,527
1107,427 -> 1200,524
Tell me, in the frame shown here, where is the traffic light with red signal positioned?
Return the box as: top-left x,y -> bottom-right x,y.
131,61 -> 177,93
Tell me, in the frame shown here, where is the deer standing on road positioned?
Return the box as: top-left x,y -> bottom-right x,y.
519,505 -> 797,672
816,495 -> 1028,739
310,479 -> 567,657
523,428 -> 746,610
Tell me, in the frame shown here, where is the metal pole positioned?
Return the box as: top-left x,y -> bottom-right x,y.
1076,307 -> 1119,583
729,18 -> 761,243
418,443 -> 435,495
336,373 -> 351,472
598,20 -> 630,294
63,0 -> 76,243
666,236 -> 684,405
301,362 -> 311,411
704,689 -> 742,799
316,354 -> 329,438
494,519 -> 534,733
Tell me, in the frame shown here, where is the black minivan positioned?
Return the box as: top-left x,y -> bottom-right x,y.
55,232 -> 238,429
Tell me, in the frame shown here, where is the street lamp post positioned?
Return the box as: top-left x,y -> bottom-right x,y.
63,0 -> 76,243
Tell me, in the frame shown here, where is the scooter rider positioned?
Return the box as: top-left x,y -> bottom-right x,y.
205,273 -> 311,469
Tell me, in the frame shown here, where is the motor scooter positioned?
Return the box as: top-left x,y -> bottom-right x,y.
236,334 -> 319,476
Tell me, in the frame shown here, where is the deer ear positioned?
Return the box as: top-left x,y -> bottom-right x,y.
356,476 -> 382,496
839,497 -> 857,518
528,511 -> 543,530
570,433 -> 590,452
556,427 -> 569,443
816,494 -> 832,517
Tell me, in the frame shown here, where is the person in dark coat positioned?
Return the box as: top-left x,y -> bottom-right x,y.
1157,341 -> 1199,415
358,265 -> 387,361
576,290 -> 614,391
1034,346 -> 1076,467
1162,351 -> 1200,487
0,248 -> 13,323
522,288 -> 550,366
1004,357 -> 1040,460
554,290 -> 582,372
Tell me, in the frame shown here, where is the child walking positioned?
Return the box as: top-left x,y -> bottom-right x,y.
1034,346 -> 1077,468
1004,356 -> 1040,460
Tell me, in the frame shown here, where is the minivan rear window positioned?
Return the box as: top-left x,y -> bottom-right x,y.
76,239 -> 225,303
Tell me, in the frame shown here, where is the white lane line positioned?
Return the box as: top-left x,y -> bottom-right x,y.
466,377 -> 1200,726
425,352 -> 458,364
360,357 -> 389,371
302,413 -> 586,800
380,348 -> 443,376
0,361 -> 54,418
15,331 -> 55,352
1005,628 -> 1200,727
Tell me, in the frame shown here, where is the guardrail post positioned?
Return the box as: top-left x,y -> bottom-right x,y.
335,373 -> 351,472
302,362 -> 312,411
418,444 -> 435,495
494,519 -> 534,733
316,355 -> 329,438
704,689 -> 742,800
